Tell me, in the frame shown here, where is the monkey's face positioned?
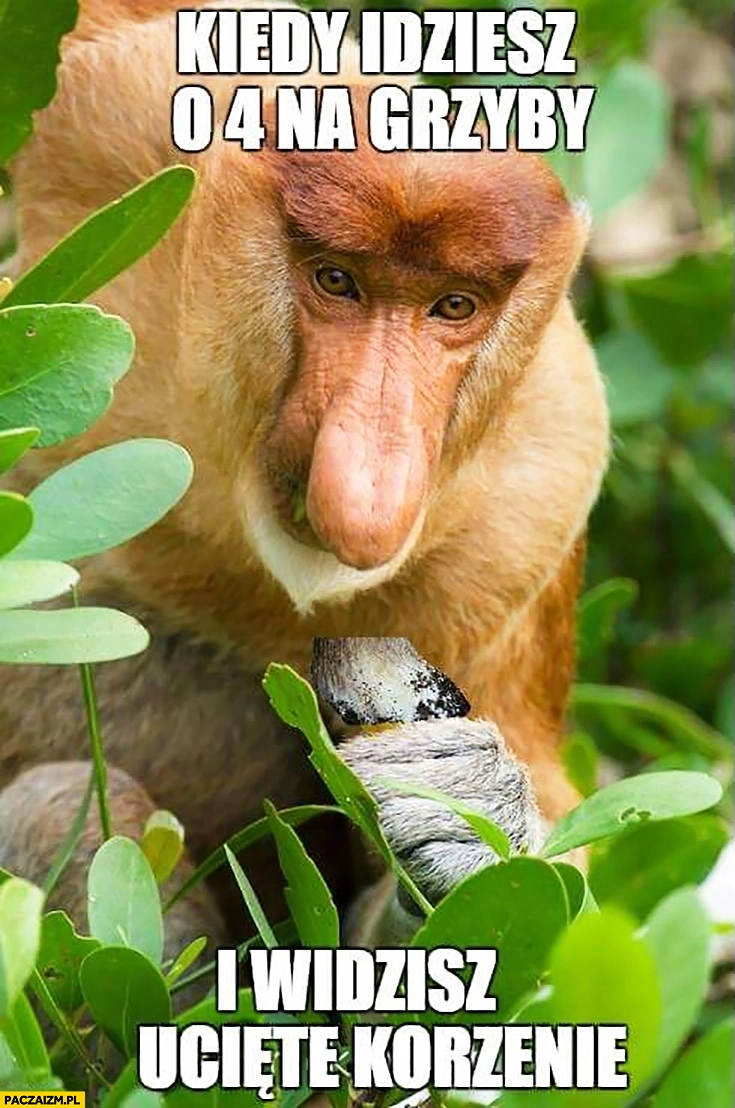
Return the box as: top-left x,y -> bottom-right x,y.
252,124 -> 582,581
265,246 -> 499,571
217,95 -> 588,606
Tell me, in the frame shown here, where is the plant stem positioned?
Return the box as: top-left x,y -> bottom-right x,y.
29,971 -> 111,1090
72,587 -> 112,841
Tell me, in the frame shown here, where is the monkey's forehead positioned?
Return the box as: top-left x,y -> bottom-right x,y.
258,97 -> 572,284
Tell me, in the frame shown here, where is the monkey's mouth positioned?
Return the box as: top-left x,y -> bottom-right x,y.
268,471 -> 327,553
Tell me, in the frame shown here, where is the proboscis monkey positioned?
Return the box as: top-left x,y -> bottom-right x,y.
0,0 -> 609,949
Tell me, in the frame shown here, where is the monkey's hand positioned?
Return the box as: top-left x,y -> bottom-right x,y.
340,717 -> 543,908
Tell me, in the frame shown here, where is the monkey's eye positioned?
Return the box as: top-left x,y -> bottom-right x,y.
315,266 -> 359,300
430,294 -> 476,321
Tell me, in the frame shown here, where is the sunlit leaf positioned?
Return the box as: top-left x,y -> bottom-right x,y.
87,836 -> 164,964
12,439 -> 193,562
5,167 -> 196,308
0,878 -> 44,1018
0,491 -> 33,557
142,810 -> 185,885
582,61 -> 670,219
0,560 -> 78,610
0,606 -> 149,664
540,771 -> 722,858
0,428 -> 38,474
0,305 -> 133,447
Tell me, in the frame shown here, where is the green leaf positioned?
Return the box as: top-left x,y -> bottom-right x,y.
0,560 -> 78,610
262,664 -> 431,915
582,61 -> 670,219
0,306 -> 134,447
80,946 -> 170,1056
0,994 -> 50,1080
621,252 -> 732,368
588,814 -> 729,919
0,491 -> 33,557
504,909 -> 662,1107
36,910 -> 100,1012
164,804 -> 336,912
655,1017 -> 734,1108
0,428 -> 38,474
12,439 -> 193,562
643,889 -> 711,1075
165,936 -> 207,987
120,1091 -> 165,1108
408,858 -> 568,1024
540,771 -> 723,858
224,845 -> 278,950
0,1067 -> 62,1092
87,836 -> 164,964
0,606 -> 149,664
596,329 -> 675,427
265,800 -> 340,948
378,779 -> 512,861
552,862 -> 589,920
142,810 -> 185,885
572,684 -> 731,760
0,0 -> 78,163
560,732 -> 599,798
0,878 -> 44,1018
576,577 -> 638,676
670,449 -> 734,553
716,676 -> 734,740
5,167 -> 196,308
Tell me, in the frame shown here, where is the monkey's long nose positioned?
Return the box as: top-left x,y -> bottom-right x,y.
306,394 -> 429,570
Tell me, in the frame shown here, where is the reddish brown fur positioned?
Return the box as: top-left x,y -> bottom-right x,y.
0,0 -> 610,941
264,90 -> 570,285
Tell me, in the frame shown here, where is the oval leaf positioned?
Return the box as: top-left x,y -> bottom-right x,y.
0,878 -> 44,1018
0,427 -> 39,474
12,439 -> 193,562
0,606 -> 149,664
510,908 -> 662,1107
655,1017 -> 734,1108
0,305 -> 134,447
588,814 -> 729,919
0,491 -> 33,556
0,559 -> 79,610
87,836 -> 164,964
642,889 -> 712,1076
540,771 -> 723,859
582,61 -> 670,219
5,167 -> 196,308
409,858 -> 569,1025
142,809 -> 185,885
80,946 -> 170,1056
